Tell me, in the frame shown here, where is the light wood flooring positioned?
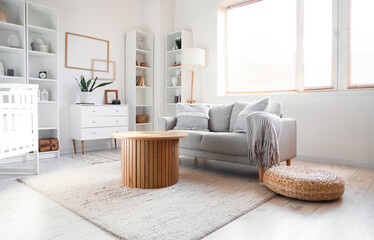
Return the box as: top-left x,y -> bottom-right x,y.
0,154 -> 373,240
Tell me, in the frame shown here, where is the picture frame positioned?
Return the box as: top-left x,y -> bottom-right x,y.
92,59 -> 116,81
65,32 -> 110,72
105,90 -> 118,104
0,61 -> 5,76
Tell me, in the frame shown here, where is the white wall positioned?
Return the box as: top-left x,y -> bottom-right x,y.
143,0 -> 175,131
29,0 -> 143,154
174,0 -> 374,167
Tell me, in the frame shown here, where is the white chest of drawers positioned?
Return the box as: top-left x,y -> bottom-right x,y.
69,105 -> 129,154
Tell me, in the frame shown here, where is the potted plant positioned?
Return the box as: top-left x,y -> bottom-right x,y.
75,75 -> 113,103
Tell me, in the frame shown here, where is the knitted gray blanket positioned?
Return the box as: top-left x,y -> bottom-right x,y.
245,112 -> 282,168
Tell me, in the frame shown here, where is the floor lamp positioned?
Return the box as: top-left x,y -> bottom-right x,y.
182,48 -> 205,104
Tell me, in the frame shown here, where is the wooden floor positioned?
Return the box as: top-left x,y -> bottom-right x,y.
0,154 -> 373,240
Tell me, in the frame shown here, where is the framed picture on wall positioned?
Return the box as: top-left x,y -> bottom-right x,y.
0,61 -> 5,76
105,90 -> 118,104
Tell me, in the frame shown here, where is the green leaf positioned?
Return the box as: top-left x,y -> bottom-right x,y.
91,81 -> 113,91
80,75 -> 88,92
86,79 -> 92,90
74,77 -> 82,89
89,77 -> 98,92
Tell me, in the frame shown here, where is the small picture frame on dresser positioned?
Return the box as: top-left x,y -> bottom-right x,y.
105,90 -> 118,104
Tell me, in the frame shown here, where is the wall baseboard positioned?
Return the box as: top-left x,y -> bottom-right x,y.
296,155 -> 374,169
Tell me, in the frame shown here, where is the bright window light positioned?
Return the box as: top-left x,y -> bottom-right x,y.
304,0 -> 333,89
349,0 -> 374,87
226,0 -> 297,93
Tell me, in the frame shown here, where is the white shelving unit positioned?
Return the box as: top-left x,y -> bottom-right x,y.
0,0 -> 26,84
164,30 -> 192,117
126,30 -> 154,131
26,2 -> 59,159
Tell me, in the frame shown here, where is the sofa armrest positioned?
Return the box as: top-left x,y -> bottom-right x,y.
279,118 -> 297,161
159,117 -> 177,131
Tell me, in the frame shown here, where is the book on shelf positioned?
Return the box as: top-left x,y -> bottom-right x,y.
136,75 -> 144,86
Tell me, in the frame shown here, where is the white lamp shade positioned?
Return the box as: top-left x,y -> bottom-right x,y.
182,48 -> 205,71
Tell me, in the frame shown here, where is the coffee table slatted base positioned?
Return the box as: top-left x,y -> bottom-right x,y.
121,139 -> 179,189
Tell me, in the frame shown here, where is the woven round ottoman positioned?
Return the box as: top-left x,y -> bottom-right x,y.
264,166 -> 345,201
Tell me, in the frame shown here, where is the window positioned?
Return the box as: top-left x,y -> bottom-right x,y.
225,0 -> 342,93
226,0 -> 297,93
303,0 -> 335,90
348,0 -> 374,88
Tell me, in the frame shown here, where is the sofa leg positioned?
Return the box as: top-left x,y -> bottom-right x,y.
194,157 -> 198,164
258,166 -> 264,182
286,159 -> 291,166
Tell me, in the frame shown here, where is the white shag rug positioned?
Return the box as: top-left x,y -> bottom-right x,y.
19,161 -> 275,240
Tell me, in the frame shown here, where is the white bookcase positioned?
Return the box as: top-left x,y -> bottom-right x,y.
0,1 -> 59,159
164,30 -> 192,117
126,30 -> 154,131
0,0 -> 26,84
26,2 -> 59,159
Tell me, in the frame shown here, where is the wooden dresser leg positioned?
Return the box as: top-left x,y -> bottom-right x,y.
258,166 -> 264,182
114,139 -> 117,149
72,140 -> 76,154
286,159 -> 291,166
81,140 -> 85,155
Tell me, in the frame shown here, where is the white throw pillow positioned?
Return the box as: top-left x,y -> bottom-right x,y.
268,101 -> 282,117
233,97 -> 270,133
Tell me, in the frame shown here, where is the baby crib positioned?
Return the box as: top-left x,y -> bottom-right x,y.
0,84 -> 39,174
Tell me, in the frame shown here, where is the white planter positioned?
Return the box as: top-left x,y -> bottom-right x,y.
80,92 -> 94,104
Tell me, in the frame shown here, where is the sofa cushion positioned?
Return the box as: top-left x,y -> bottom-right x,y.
268,101 -> 282,117
201,132 -> 248,156
233,97 -> 270,133
174,103 -> 210,131
229,102 -> 247,132
208,104 -> 234,132
171,130 -> 209,151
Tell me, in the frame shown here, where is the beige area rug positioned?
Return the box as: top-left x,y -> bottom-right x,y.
19,160 -> 275,240
72,150 -> 121,164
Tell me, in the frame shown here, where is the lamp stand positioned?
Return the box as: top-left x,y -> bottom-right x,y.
187,71 -> 196,104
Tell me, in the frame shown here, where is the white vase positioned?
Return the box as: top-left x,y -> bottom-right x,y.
7,34 -> 20,48
80,92 -> 94,104
171,76 -> 178,87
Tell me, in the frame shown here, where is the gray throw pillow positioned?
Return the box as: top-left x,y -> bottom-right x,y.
208,104 -> 234,132
174,103 -> 210,131
233,97 -> 270,133
268,101 -> 282,117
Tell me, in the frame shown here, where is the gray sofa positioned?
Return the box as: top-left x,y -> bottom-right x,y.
160,103 -> 297,181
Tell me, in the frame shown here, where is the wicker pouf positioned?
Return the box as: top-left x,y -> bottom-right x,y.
264,166 -> 345,201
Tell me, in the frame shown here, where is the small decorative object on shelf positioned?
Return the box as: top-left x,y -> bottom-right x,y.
41,88 -> 49,101
171,76 -> 178,87
74,75 -> 113,104
30,41 -> 40,51
7,69 -> 14,76
0,61 -> 5,76
136,38 -> 143,50
39,139 -> 59,152
7,34 -> 21,48
173,61 -> 181,67
0,8 -> 6,22
112,99 -> 121,105
140,62 -> 146,67
105,89 -> 118,104
172,45 -> 177,51
39,70 -> 47,79
175,37 -> 182,49
39,44 -> 49,53
136,115 -> 148,123
174,95 -> 180,103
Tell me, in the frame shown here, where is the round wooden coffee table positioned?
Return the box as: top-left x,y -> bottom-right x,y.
112,131 -> 188,189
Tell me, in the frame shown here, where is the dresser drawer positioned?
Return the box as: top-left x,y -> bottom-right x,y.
82,116 -> 128,128
81,106 -> 128,117
81,127 -> 128,140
